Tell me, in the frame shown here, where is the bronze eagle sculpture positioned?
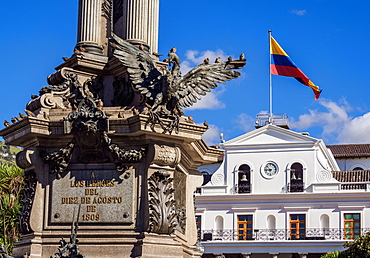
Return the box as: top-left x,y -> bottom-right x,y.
110,34 -> 246,117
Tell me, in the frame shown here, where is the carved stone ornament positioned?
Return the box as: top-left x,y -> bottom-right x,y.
152,145 -> 180,167
148,171 -> 186,234
29,72 -> 78,111
145,110 -> 180,135
148,171 -> 177,234
19,170 -> 37,235
16,149 -> 35,170
102,133 -> 145,172
44,141 -> 75,178
44,97 -> 145,177
27,72 -> 101,113
175,207 -> 186,234
65,97 -> 108,163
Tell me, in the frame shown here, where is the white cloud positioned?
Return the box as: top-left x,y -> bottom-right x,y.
234,113 -> 256,133
180,60 -> 193,75
185,49 -> 229,66
338,112 -> 370,144
202,124 -> 222,146
181,49 -> 231,110
291,9 -> 307,16
186,86 -> 226,110
289,98 -> 370,144
291,98 -> 350,133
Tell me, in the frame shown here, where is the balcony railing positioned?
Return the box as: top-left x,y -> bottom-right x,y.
255,113 -> 289,129
340,183 -> 367,190
288,181 -> 304,192
236,184 -> 251,194
200,228 -> 370,241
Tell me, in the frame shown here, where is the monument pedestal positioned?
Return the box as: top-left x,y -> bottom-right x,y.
1,106 -> 221,258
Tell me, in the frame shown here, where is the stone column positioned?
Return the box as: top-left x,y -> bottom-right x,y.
147,0 -> 159,53
77,0 -> 104,54
119,0 -> 159,52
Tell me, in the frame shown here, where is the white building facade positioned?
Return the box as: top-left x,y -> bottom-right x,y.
195,124 -> 370,258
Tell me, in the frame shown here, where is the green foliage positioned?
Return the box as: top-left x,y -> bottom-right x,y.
321,232 -> 370,258
341,232 -> 370,258
0,163 -> 24,255
321,250 -> 340,258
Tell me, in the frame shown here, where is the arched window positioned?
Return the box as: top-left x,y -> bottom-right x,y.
267,215 -> 276,240
353,167 -> 364,171
238,164 -> 251,193
267,215 -> 276,230
213,216 -> 224,240
320,214 -> 329,230
289,163 -> 304,192
215,216 -> 224,231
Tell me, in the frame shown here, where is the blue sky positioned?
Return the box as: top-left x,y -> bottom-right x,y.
1,1 -> 370,146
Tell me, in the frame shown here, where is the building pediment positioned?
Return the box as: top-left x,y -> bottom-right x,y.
223,124 -> 318,148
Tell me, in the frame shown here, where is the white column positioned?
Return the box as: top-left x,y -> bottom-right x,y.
77,0 -> 104,54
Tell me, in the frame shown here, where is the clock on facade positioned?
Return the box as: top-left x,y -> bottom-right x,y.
261,162 -> 279,179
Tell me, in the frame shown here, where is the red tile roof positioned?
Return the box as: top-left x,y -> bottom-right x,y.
332,170 -> 370,182
326,144 -> 370,158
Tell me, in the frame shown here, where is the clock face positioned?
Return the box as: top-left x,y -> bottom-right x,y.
262,162 -> 278,178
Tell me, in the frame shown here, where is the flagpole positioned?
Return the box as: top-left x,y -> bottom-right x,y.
268,30 -> 273,123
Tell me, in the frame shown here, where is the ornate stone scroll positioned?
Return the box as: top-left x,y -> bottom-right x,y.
19,170 -> 37,234
152,145 -> 180,167
16,149 -> 35,170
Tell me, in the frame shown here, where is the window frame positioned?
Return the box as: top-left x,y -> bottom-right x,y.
344,213 -> 361,240
237,215 -> 254,240
195,215 -> 202,240
289,214 -> 306,240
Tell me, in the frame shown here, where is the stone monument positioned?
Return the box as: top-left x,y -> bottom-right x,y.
0,1 -> 245,257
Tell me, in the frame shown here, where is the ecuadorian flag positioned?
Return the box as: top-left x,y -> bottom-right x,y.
270,35 -> 322,100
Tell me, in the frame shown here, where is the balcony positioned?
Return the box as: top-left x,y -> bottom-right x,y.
200,228 -> 370,241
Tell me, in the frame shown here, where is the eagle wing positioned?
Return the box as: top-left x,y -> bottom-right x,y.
110,34 -> 163,101
176,61 -> 245,108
